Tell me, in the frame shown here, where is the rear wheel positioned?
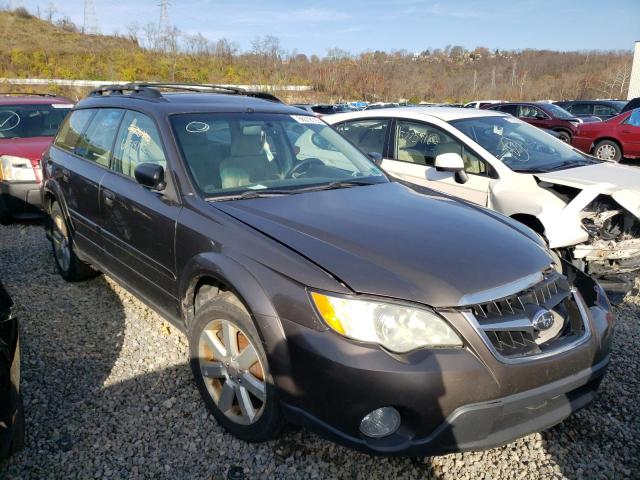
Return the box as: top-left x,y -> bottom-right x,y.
189,294 -> 284,442
49,201 -> 99,282
593,140 -> 622,162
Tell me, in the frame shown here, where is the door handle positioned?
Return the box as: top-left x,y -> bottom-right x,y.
103,190 -> 115,207
622,130 -> 631,134
61,168 -> 71,182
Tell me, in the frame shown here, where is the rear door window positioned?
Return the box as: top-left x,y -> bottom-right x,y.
567,103 -> 592,115
54,109 -> 94,151
593,104 -> 618,116
335,119 -> 389,156
75,109 -> 124,167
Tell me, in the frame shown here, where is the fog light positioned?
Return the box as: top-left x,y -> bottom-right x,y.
359,407 -> 401,438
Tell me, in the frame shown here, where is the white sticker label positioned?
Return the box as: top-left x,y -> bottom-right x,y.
493,125 -> 503,135
291,114 -> 324,125
51,104 -> 74,109
248,184 -> 268,190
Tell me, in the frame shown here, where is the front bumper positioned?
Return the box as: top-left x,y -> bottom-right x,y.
274,286 -> 612,456
0,180 -> 43,218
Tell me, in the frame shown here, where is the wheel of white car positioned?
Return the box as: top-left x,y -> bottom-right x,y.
593,140 -> 622,162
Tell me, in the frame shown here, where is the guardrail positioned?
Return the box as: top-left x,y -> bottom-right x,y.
0,78 -> 313,92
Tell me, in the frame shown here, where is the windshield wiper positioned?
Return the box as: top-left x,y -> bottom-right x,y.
209,180 -> 376,201
209,190 -> 294,201
293,179 -> 376,193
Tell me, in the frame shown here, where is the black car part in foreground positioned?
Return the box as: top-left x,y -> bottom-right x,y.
41,83 -> 613,456
0,280 -> 23,460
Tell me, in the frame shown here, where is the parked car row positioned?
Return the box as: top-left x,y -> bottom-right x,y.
0,84 -> 633,460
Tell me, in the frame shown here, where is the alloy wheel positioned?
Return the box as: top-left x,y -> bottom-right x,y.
198,319 -> 267,425
52,213 -> 71,273
595,144 -> 617,161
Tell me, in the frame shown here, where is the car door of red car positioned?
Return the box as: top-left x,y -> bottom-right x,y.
517,105 -> 550,130
617,110 -> 640,157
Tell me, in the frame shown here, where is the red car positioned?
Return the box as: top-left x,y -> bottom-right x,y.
572,108 -> 640,162
484,102 -> 584,143
0,94 -> 73,224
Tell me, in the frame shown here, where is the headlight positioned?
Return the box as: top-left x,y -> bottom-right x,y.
0,155 -> 37,182
310,292 -> 463,352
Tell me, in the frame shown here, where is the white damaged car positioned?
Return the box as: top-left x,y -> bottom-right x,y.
326,107 -> 640,295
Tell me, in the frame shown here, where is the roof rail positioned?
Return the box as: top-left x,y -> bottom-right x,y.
89,83 -> 282,103
0,92 -> 58,97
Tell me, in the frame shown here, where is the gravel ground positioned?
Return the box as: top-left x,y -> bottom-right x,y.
1,222 -> 638,480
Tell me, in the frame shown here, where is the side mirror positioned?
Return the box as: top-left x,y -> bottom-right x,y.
134,163 -> 166,190
367,152 -> 383,165
434,152 -> 468,184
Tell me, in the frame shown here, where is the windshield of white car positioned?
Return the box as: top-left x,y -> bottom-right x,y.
449,116 -> 598,173
171,112 -> 387,199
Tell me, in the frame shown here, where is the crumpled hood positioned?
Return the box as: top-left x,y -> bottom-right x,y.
0,136 -> 54,162
537,163 -> 640,218
215,182 -> 553,307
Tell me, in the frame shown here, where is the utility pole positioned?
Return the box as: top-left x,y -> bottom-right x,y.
83,0 -> 99,35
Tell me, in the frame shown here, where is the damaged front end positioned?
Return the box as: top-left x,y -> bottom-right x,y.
574,195 -> 640,293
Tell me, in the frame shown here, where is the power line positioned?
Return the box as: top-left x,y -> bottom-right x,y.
83,0 -> 99,35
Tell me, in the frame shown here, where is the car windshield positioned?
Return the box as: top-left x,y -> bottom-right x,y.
0,103 -> 72,139
450,116 -> 598,172
171,112 -> 387,198
543,103 -> 574,119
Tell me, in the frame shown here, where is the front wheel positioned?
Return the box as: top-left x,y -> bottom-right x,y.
593,140 -> 622,162
556,130 -> 571,143
49,201 -> 99,282
189,295 -> 284,442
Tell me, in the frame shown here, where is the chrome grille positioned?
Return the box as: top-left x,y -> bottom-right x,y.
468,271 -> 588,360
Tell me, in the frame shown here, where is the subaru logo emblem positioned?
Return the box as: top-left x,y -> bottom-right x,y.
531,309 -> 555,331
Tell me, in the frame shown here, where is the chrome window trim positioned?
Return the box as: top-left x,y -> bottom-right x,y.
462,289 -> 592,364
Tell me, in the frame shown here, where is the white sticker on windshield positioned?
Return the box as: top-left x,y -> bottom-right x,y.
291,114 -> 324,125
493,125 -> 503,135
186,121 -> 210,133
248,184 -> 268,190
51,104 -> 74,109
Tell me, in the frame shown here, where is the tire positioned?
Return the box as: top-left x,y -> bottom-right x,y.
188,294 -> 284,442
0,195 -> 12,225
556,130 -> 571,143
49,201 -> 99,282
9,339 -> 24,455
593,140 -> 622,162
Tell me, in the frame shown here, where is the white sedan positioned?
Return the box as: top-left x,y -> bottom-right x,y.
325,107 -> 640,294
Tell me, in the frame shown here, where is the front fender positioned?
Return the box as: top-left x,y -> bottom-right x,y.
179,252 -> 297,395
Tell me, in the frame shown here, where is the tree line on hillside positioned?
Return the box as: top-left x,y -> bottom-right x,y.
0,6 -> 632,103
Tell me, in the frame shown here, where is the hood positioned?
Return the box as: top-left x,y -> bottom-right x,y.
215,182 -> 552,307
536,163 -> 640,218
0,136 -> 54,162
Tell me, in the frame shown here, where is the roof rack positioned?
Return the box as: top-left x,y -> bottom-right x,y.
0,92 -> 58,97
89,83 -> 282,103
